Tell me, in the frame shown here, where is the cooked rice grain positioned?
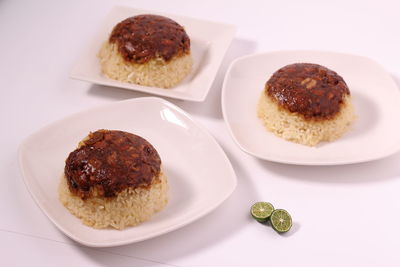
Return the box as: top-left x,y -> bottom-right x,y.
59,172 -> 168,230
257,92 -> 356,146
98,42 -> 192,88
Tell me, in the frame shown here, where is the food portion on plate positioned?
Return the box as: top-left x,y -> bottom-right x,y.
70,6 -> 237,101
257,63 -> 356,146
98,14 -> 193,88
59,129 -> 168,230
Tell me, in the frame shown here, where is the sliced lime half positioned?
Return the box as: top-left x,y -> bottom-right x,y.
270,209 -> 292,233
250,202 -> 274,222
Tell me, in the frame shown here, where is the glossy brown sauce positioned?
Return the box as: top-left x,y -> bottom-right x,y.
265,63 -> 350,120
109,14 -> 190,64
64,130 -> 161,199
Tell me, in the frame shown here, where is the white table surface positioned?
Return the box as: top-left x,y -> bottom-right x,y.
2,0 -> 400,266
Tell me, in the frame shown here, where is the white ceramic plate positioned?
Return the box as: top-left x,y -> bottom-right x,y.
70,6 -> 236,102
222,50 -> 400,165
18,97 -> 237,247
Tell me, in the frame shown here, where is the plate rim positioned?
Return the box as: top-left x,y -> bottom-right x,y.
221,49 -> 400,165
18,96 -> 237,246
70,5 -> 237,102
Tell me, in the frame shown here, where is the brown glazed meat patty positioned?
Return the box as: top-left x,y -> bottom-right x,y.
109,14 -> 190,64
64,130 -> 161,199
265,63 -> 350,120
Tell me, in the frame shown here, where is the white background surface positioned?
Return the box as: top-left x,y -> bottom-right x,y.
1,0 -> 400,266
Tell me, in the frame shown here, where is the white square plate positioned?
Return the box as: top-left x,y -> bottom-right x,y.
70,6 -> 236,102
222,50 -> 400,165
18,97 -> 237,247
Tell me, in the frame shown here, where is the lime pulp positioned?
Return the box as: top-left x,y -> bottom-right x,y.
270,209 -> 292,233
250,202 -> 275,222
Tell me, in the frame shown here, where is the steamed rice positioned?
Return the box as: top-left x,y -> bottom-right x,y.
257,92 -> 356,146
59,171 -> 168,230
98,42 -> 192,88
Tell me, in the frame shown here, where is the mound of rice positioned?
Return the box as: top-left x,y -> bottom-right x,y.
59,171 -> 168,230
257,92 -> 356,146
98,42 -> 193,88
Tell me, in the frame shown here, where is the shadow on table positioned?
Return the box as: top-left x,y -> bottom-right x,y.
173,38 -> 258,119
256,148 -> 400,185
86,38 -> 258,120
71,139 -> 260,266
392,73 -> 400,89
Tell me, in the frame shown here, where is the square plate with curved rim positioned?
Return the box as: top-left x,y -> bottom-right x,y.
222,50 -> 400,165
18,97 -> 237,247
70,6 -> 236,102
